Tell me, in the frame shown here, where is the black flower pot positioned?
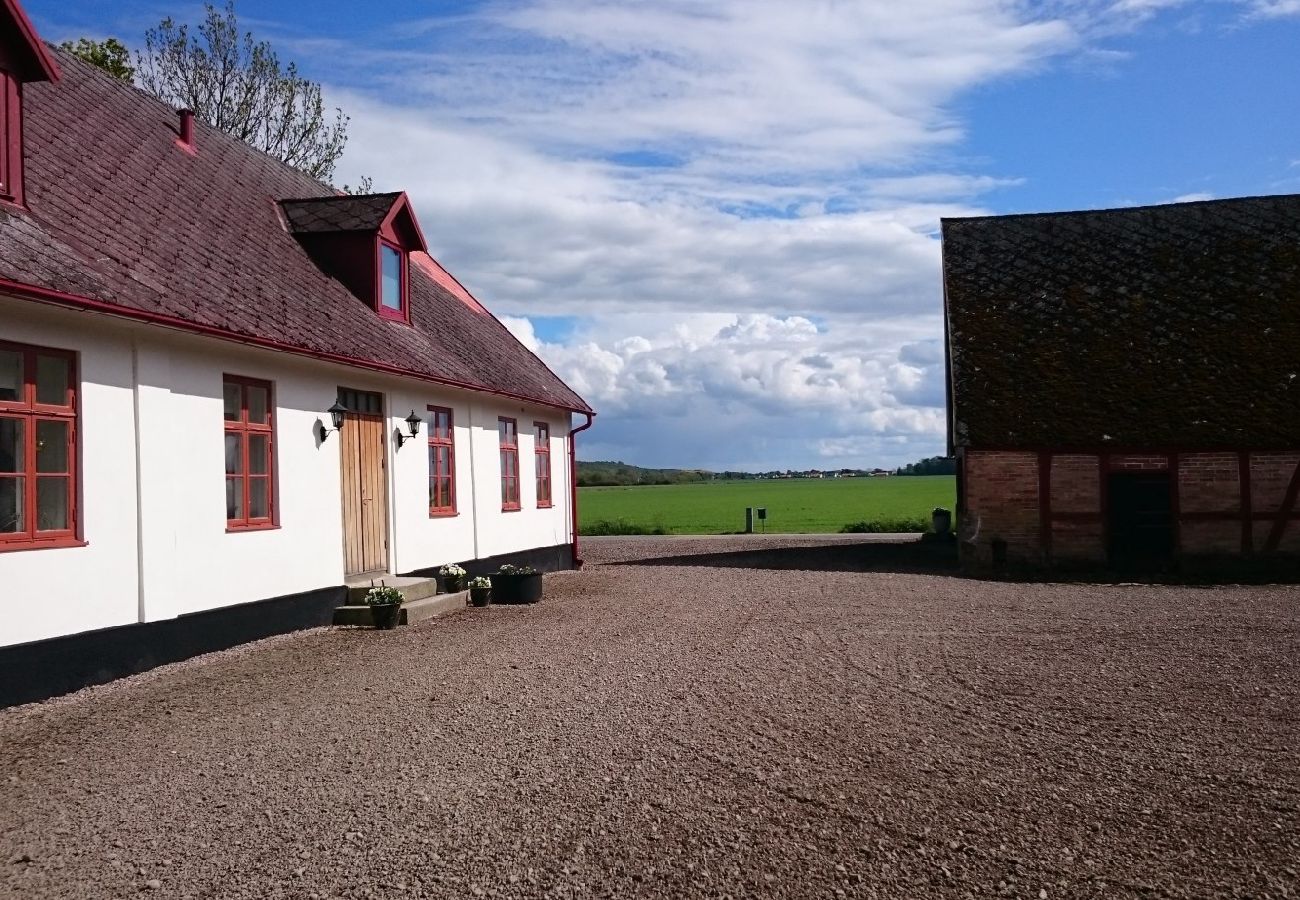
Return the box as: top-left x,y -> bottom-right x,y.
441,574 -> 465,593
370,603 -> 402,629
489,572 -> 543,605
469,587 -> 491,607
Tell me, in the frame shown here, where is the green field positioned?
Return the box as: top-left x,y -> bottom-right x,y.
578,475 -> 956,534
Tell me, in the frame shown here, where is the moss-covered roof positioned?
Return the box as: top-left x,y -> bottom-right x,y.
942,194 -> 1300,450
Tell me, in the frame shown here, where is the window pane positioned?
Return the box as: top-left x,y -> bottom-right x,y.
35,355 -> 71,406
226,477 -> 243,520
381,245 -> 402,310
440,446 -> 452,476
249,478 -> 269,519
248,434 -> 269,474
501,480 -> 509,505
224,433 -> 243,474
223,382 -> 241,422
36,477 -> 68,530
246,385 -> 270,425
36,419 -> 69,473
0,477 -> 23,532
429,478 -> 437,509
0,417 -> 23,473
0,350 -> 22,403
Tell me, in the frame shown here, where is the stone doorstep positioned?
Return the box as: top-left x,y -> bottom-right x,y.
345,575 -> 439,605
333,591 -> 468,627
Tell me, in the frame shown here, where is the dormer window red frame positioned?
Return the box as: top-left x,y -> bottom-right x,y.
377,239 -> 408,322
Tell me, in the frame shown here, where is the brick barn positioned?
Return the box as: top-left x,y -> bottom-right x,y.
941,195 -> 1300,570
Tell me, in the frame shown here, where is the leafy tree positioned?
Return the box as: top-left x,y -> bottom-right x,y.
137,2 -> 348,180
896,456 -> 956,476
59,38 -> 135,82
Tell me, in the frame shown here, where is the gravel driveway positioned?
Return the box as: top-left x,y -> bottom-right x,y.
2,536 -> 1297,899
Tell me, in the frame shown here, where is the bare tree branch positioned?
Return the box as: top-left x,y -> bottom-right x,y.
137,2 -> 349,181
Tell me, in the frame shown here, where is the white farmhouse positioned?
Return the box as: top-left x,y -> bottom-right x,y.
0,2 -> 594,706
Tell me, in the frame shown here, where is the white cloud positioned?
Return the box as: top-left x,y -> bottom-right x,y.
315,0 -> 1283,469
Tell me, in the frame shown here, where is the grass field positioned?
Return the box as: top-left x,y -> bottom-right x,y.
578,475 -> 956,534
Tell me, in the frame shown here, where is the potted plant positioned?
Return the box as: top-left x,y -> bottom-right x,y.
490,564 -> 543,605
468,576 -> 492,607
366,585 -> 404,629
438,563 -> 467,593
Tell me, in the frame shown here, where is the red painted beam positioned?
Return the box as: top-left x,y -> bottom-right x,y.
1264,459 -> 1300,553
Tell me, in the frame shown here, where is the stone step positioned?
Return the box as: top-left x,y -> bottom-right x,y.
333,590 -> 468,627
345,576 -> 438,606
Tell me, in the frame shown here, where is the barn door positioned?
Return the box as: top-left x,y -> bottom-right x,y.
1107,472 -> 1174,567
338,388 -> 389,577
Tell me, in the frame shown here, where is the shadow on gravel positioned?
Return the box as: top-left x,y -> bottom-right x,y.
604,540 -> 1300,585
605,540 -> 961,575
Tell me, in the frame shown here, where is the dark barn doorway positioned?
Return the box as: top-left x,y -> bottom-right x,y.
1107,472 -> 1175,566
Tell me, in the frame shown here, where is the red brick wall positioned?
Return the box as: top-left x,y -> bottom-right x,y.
962,449 -> 1300,566
1250,453 -> 1300,553
963,451 -> 1041,563
1178,453 -> 1240,514
1050,519 -> 1105,562
1050,455 -> 1099,513
1108,454 -> 1168,471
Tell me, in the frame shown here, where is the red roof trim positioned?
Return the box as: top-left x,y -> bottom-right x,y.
381,192 -> 429,254
3,0 -> 60,83
0,275 -> 595,415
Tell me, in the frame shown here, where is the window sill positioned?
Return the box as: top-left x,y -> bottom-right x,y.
226,523 -> 280,533
429,510 -> 459,518
501,505 -> 522,513
537,502 -> 553,509
0,538 -> 88,553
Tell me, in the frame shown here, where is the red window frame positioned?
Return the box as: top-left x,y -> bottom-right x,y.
428,405 -> 456,516
0,340 -> 80,550
499,417 -> 520,511
376,239 -> 408,323
223,375 -> 276,531
534,421 -> 552,508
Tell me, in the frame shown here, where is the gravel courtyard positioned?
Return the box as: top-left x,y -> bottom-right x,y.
2,536 -> 1298,899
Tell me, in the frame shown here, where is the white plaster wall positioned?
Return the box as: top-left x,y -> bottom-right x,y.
464,399 -> 573,561
0,300 -> 140,646
1,298 -> 579,648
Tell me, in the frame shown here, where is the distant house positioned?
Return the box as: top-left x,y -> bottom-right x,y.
942,195 -> 1300,569
0,1 -> 593,704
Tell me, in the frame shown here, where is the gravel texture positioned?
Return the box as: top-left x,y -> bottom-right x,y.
2,535 -> 1298,899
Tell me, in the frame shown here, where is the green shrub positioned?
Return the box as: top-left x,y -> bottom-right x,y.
581,518 -> 670,536
839,518 -> 930,534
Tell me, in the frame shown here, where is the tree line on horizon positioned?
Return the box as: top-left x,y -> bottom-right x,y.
577,456 -> 954,487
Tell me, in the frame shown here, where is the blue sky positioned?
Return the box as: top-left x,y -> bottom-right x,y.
32,0 -> 1300,470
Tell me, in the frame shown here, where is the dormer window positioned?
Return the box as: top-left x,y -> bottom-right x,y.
281,191 -> 427,325
378,241 -> 406,320
0,0 -> 61,209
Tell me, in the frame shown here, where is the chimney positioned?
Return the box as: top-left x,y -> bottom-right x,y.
176,109 -> 196,154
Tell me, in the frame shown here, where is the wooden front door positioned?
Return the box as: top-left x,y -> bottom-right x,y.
338,388 -> 389,576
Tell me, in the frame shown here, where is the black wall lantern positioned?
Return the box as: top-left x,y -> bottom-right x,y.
319,400 -> 348,442
396,410 -> 422,447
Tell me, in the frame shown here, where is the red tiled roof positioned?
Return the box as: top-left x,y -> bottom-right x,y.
0,48 -> 593,414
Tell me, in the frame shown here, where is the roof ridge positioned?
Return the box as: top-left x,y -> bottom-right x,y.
941,191 -> 1300,225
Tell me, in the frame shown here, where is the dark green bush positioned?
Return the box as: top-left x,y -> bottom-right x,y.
580,518 -> 670,536
839,518 -> 930,534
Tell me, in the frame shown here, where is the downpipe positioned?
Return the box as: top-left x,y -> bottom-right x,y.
568,412 -> 594,569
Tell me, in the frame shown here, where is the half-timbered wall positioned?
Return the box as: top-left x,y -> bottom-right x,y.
960,449 -> 1300,565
